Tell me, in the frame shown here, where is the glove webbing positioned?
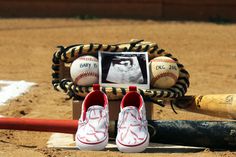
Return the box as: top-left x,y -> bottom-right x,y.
51,40 -> 190,103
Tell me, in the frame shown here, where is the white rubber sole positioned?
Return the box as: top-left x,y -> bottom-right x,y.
116,133 -> 150,153
75,135 -> 108,151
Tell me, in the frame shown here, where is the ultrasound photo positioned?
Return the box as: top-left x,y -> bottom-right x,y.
99,51 -> 150,89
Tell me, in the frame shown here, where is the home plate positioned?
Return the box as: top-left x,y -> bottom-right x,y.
47,133 -> 75,149
47,133 -> 205,152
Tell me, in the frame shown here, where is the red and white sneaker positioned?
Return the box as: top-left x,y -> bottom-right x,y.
116,86 -> 149,153
75,84 -> 109,151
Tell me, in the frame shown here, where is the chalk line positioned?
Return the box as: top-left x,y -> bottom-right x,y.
0,80 -> 36,106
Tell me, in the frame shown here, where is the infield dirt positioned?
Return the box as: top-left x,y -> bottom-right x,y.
0,18 -> 236,157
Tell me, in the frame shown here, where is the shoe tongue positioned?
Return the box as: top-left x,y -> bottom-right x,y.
122,106 -> 140,117
87,105 -> 104,111
122,106 -> 140,123
86,105 -> 104,119
122,106 -> 138,111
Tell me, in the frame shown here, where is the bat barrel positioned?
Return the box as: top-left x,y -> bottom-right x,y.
149,120 -> 236,149
175,94 -> 236,119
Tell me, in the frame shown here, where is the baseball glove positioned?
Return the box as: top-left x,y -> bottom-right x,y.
51,39 -> 190,105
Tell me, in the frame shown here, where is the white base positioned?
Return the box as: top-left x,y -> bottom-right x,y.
47,133 -> 206,152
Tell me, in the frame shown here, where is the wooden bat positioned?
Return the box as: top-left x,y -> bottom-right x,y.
174,94 -> 236,119
0,118 -> 236,149
0,118 -> 77,134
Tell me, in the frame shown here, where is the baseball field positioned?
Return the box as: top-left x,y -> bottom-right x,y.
0,18 -> 236,157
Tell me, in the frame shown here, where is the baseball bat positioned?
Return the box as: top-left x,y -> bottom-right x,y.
174,94 -> 236,119
148,120 -> 236,149
0,117 -> 236,149
0,118 -> 77,134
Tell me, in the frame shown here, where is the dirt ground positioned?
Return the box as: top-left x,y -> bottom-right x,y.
0,18 -> 236,157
